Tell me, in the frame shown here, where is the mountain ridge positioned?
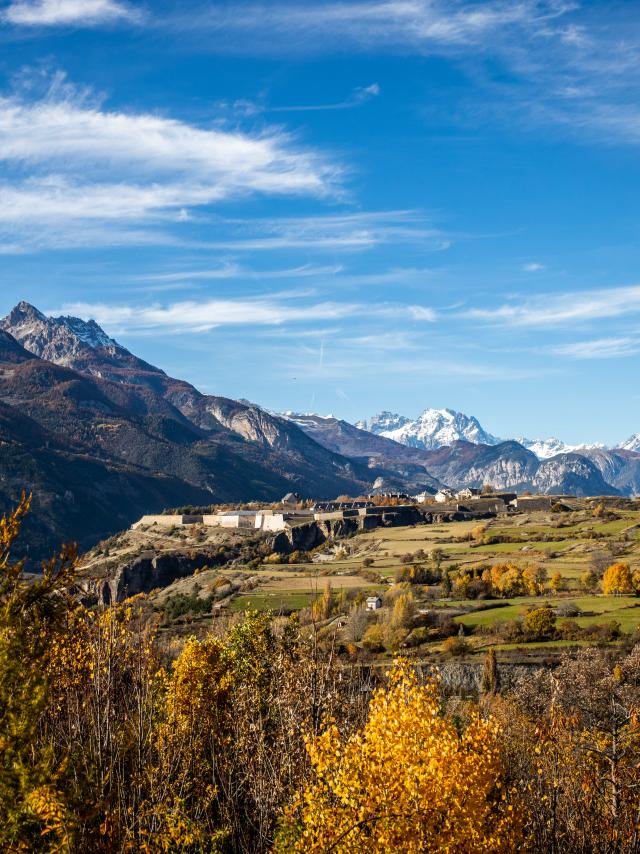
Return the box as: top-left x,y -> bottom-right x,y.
0,304 -> 401,558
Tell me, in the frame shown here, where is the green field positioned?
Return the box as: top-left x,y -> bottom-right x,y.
455,595 -> 640,631
230,590 -> 317,612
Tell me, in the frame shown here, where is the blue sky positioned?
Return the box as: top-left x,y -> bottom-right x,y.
1,0 -> 640,444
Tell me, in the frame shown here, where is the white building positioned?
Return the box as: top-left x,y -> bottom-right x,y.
456,487 -> 482,500
366,596 -> 383,611
434,489 -> 455,503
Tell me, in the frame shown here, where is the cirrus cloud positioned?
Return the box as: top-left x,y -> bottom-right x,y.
51,295 -> 437,334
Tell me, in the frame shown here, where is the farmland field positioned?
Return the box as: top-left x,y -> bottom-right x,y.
143,501 -> 640,658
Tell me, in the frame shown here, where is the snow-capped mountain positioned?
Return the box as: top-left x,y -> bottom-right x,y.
356,406 -> 635,460
517,437 -> 607,460
362,408 -> 500,451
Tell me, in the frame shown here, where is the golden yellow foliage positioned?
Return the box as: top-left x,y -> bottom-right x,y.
0,494 -> 79,852
549,571 -> 562,593
277,661 -> 521,853
602,563 -> 633,596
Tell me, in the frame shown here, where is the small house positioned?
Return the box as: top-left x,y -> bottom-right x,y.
434,489 -> 455,503
366,596 -> 383,611
281,492 -> 301,508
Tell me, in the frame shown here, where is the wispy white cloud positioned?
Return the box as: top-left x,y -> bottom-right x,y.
551,337 -> 640,360
268,83 -> 381,113
174,2 -> 640,149
466,284 -> 640,327
0,77 -> 340,248
52,295 -> 437,334
195,211 -> 448,253
134,263 -> 344,283
2,0 -> 139,26
523,262 -> 544,272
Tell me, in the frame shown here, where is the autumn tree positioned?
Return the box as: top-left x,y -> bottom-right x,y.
276,661 -> 521,852
430,547 -> 445,571
390,591 -> 415,629
0,494 -> 78,852
524,607 -> 556,639
312,580 -> 334,621
549,571 -> 563,594
523,565 -> 547,596
494,646 -> 640,852
441,568 -> 452,596
580,568 -> 600,592
344,603 -> 369,642
602,562 -> 633,596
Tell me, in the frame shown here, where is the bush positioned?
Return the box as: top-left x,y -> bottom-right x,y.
160,592 -> 214,620
406,627 -> 430,647
524,607 -> 556,639
555,602 -> 582,618
442,636 -> 470,656
383,626 -> 410,651
362,624 -> 385,652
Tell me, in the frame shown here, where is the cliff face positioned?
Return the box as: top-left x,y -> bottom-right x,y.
272,505 -> 425,554
91,551 -> 215,605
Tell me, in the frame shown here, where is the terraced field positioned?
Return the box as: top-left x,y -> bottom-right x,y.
141,501 -> 640,657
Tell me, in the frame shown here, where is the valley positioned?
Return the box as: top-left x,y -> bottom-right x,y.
79,494 -> 640,664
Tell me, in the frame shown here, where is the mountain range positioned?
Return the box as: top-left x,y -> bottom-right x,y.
280,412 -> 640,499
1,302 -> 639,559
358,407 -> 640,458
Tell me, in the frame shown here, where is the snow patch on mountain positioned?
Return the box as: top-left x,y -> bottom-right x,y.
620,434 -> 640,452
60,316 -> 118,350
358,411 -> 411,434
517,437 -> 607,459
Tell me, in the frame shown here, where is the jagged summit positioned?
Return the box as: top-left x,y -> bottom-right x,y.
517,437 -> 608,459
0,301 -> 168,384
57,315 -> 118,350
358,411 -> 411,434
0,301 -> 127,367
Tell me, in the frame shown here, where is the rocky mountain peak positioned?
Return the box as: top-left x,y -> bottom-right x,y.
1,302 -> 124,361
56,315 -> 119,350
8,301 -> 46,323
